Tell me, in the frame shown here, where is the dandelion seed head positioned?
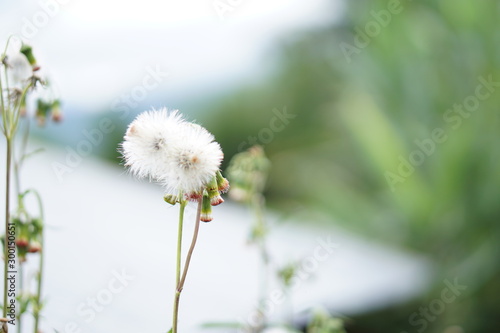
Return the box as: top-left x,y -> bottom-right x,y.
121,108 -> 223,195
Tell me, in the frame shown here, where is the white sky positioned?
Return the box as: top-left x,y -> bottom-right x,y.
1,0 -> 343,112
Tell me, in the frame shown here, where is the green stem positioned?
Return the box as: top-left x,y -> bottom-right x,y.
1,36 -> 13,58
0,36 -> 12,133
286,286 -> 294,324
11,84 -> 32,136
172,198 -> 202,333
172,198 -> 186,333
253,193 -> 269,329
17,263 -> 22,333
0,70 -> 6,136
33,237 -> 43,333
3,139 -> 12,319
13,121 -> 30,202
4,64 -> 10,112
30,190 -> 44,333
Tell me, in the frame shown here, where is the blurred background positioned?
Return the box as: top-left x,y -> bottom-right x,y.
1,0 -> 499,332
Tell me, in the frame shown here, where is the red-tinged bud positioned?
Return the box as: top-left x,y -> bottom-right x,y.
200,193 -> 213,222
200,215 -> 212,222
206,175 -> 224,206
28,242 -> 42,253
208,187 -> 223,206
210,194 -> 224,206
16,238 -> 29,248
206,175 -> 218,192
52,112 -> 63,122
36,99 -> 51,127
51,99 -> 63,122
19,94 -> 27,117
216,170 -> 230,193
186,191 -> 203,202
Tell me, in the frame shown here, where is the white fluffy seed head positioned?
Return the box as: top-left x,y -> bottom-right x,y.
121,108 -> 223,194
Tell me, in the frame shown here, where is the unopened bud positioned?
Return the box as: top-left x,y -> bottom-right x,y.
16,238 -> 29,248
28,242 -> 42,253
209,193 -> 224,206
163,194 -> 178,205
186,191 -> 203,202
51,100 -> 63,122
206,176 -> 224,206
208,188 -> 224,206
19,94 -> 27,117
20,44 -> 37,68
216,170 -> 230,193
200,193 -> 213,222
36,99 -> 51,127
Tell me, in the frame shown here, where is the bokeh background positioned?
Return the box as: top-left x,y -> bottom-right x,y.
1,0 -> 499,332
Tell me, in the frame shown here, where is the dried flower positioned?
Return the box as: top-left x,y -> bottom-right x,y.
121,108 -> 224,195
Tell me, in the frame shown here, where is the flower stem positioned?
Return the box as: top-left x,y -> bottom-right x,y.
33,246 -> 43,333
3,139 -> 12,319
172,199 -> 186,332
16,262 -> 22,333
33,191 -> 44,333
172,198 -> 202,333
253,193 -> 269,330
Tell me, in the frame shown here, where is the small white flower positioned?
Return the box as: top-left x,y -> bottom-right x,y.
121,108 -> 223,195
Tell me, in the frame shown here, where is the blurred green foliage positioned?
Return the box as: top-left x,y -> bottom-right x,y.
202,0 -> 500,332
95,0 -> 500,331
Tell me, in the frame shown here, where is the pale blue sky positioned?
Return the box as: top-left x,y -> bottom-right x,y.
1,0 -> 343,112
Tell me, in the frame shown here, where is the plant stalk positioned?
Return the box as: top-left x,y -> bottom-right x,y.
172,198 -> 202,333
33,191 -> 44,333
172,199 -> 186,332
33,245 -> 43,333
17,263 -> 22,333
3,139 -> 12,319
254,193 -> 269,330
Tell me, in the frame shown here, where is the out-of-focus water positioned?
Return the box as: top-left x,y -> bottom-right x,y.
0,140 -> 432,332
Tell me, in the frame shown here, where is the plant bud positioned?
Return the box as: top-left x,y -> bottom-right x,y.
20,44 -> 37,67
216,170 -> 230,193
163,194 -> 178,205
200,192 -> 213,222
